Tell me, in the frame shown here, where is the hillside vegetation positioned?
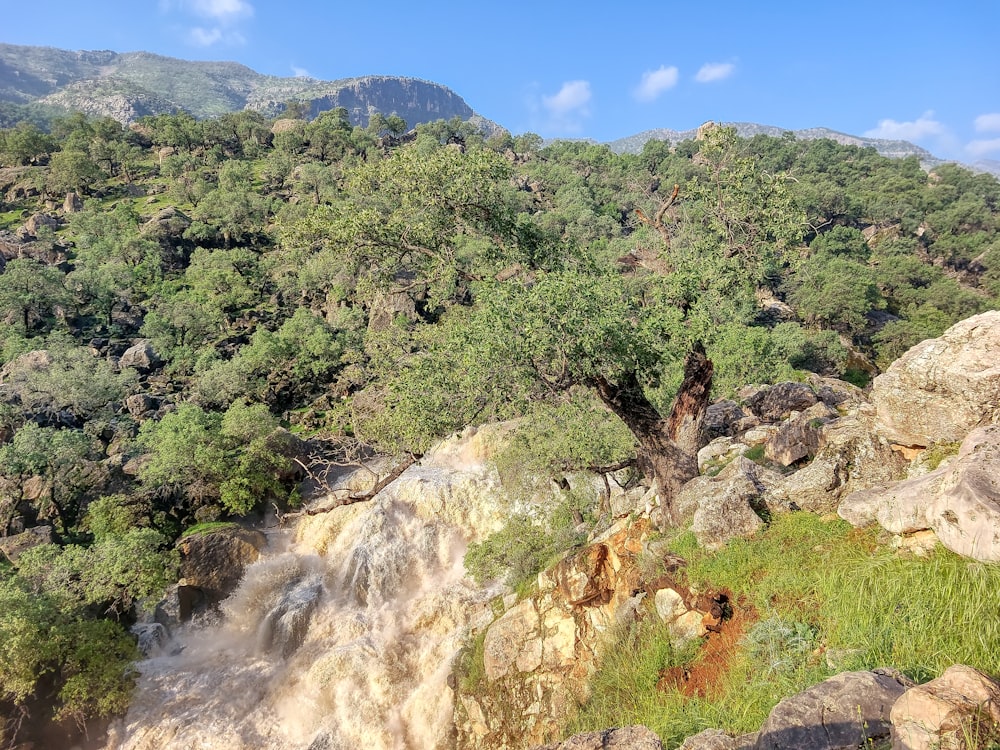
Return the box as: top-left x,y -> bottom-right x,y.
0,107 -> 999,743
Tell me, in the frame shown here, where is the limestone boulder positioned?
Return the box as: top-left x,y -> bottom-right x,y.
176,525 -> 267,604
702,400 -> 746,441
533,726 -> 664,750
773,411 -> 906,514
678,730 -> 757,750
872,311 -> 1000,447
675,457 -> 783,548
764,402 -> 838,467
838,425 -> 1000,561
890,665 -> 1000,750
119,340 -> 162,372
140,205 -> 191,241
63,191 -> 83,213
754,669 -> 912,750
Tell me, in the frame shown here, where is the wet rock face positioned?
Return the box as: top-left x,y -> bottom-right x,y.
176,526 -> 267,605
872,310 -> 1000,447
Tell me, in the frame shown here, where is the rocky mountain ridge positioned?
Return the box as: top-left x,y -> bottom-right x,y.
0,43 -> 496,132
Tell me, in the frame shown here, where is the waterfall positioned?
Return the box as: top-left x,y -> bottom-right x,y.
106,428 -> 524,750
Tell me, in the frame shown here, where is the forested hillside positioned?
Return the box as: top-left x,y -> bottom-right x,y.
0,107 -> 998,741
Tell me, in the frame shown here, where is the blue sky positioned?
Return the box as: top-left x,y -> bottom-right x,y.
4,1 -> 999,161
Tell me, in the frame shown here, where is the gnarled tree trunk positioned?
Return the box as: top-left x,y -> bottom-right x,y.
590,343 -> 713,528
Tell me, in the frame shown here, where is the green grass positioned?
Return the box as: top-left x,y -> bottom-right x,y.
178,520 -> 240,538
569,513 -> 1000,746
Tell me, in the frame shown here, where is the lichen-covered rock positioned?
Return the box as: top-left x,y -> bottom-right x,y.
890,665 -> 1000,750
772,410 -> 906,514
677,729 -> 757,750
872,310 -> 1000,447
754,669 -> 912,750
744,382 -> 818,423
838,425 -> 1000,561
675,457 -> 782,548
534,725 -> 664,750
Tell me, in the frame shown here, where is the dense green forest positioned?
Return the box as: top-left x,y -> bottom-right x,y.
0,107 -> 998,736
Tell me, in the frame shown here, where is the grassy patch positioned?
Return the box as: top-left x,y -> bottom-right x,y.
570,513 -> 1000,744
178,520 -> 240,538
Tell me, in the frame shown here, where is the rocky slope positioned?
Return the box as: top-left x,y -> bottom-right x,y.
0,43 -> 499,131
454,311 -> 1000,750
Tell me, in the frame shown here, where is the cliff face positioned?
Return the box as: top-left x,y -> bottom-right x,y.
304,76 -> 475,128
0,43 -> 497,132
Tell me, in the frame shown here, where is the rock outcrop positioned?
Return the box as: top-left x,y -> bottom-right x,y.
890,665 -> 1000,750
839,425 -> 1000,561
871,310 -> 1000,447
175,525 -> 267,606
534,726 -> 664,750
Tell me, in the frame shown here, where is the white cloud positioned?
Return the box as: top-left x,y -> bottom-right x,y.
542,80 -> 592,117
291,65 -> 311,78
526,80 -> 592,135
188,26 -> 246,46
162,0 -> 253,46
966,138 -> 1000,158
974,113 -> 1000,133
634,66 -> 679,102
189,27 -> 223,46
187,0 -> 253,22
695,62 -> 735,83
864,111 -> 946,141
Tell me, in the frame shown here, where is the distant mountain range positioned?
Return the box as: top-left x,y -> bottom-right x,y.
1,42 -> 996,178
0,43 -> 499,134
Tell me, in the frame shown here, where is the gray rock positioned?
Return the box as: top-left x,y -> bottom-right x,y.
119,340 -> 162,372
534,725 -> 663,750
744,382 -> 818,423
702,400 -> 746,441
872,310 -> 1000,447
676,457 -> 782,549
838,425 -> 1000,561
176,526 -> 267,604
678,729 -> 757,750
125,393 -> 157,417
63,191 -> 83,212
754,669 -> 912,750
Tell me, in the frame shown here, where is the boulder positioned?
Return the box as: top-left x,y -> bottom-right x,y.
838,425 -> 1000,561
754,669 -> 912,750
744,382 -> 818,423
675,457 -> 782,548
19,212 -> 59,237
176,525 -> 267,604
0,525 -> 54,564
119,340 -> 162,372
63,191 -> 83,213
872,311 -> 1000,447
125,393 -> 157,417
772,411 -> 906,514
764,402 -> 837,467
140,205 -> 191,240
534,726 -> 664,750
890,665 -> 1000,750
702,400 -> 746,441
678,729 -> 757,750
